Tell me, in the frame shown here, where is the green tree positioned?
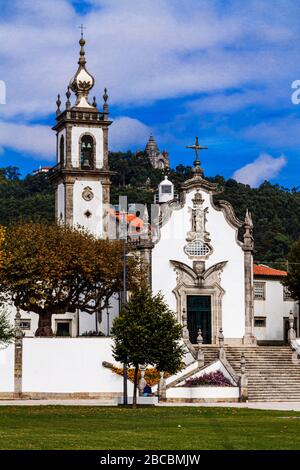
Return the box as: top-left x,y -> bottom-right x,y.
284,239 -> 300,302
0,310 -> 15,345
0,223 -> 140,337
111,288 -> 184,407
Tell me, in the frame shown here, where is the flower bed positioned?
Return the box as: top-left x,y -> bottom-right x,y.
112,367 -> 169,386
183,371 -> 232,387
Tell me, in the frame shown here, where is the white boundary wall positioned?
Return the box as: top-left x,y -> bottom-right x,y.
166,386 -> 239,401
0,344 -> 14,392
21,338 -> 133,395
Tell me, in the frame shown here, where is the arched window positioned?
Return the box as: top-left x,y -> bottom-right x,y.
59,135 -> 64,164
80,135 -> 94,169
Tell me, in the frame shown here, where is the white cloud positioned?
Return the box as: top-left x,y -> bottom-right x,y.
0,116 -> 150,161
0,0 -> 300,165
233,153 -> 287,187
0,0 -> 299,120
109,116 -> 150,151
187,88 -> 288,115
242,116 -> 300,147
0,121 -> 54,160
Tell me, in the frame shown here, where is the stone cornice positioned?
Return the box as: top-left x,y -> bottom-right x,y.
180,175 -> 222,194
212,199 -> 244,230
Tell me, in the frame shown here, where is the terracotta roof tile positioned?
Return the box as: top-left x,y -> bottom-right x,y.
253,264 -> 287,277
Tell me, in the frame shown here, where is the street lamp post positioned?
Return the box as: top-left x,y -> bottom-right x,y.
121,210 -> 128,405
106,303 -> 112,337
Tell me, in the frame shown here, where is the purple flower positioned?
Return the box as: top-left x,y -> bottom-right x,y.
183,371 -> 232,387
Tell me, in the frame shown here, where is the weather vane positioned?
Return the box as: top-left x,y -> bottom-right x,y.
186,136 -> 208,175
78,24 -> 86,39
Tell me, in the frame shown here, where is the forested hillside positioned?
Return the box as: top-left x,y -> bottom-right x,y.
0,151 -> 299,267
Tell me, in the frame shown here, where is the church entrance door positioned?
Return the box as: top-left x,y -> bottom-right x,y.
187,295 -> 212,344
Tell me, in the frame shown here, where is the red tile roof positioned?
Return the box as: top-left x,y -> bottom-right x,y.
253,264 -> 287,277
107,208 -> 144,229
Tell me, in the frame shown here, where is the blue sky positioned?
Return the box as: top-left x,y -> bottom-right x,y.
0,0 -> 300,187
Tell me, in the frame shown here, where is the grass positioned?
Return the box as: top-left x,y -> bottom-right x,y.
1,406 -> 300,450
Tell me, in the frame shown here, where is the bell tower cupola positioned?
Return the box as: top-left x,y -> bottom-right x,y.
50,34 -> 112,238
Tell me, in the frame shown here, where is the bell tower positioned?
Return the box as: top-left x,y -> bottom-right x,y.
50,34 -> 112,238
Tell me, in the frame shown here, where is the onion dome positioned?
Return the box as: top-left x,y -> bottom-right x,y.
69,37 -> 95,109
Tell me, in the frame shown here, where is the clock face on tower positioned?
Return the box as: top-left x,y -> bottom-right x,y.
82,186 -> 94,202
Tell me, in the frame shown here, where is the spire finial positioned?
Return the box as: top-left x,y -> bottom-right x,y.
69,31 -> 95,109
66,86 -> 71,109
103,88 -> 108,103
186,136 -> 208,177
103,88 -> 109,116
79,23 -> 86,39
56,94 -> 61,115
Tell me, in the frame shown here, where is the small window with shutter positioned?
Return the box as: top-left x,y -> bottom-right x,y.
254,282 -> 266,300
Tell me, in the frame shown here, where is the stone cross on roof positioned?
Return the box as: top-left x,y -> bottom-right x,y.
186,136 -> 208,176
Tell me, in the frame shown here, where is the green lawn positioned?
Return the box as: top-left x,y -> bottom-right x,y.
1,406 -> 300,450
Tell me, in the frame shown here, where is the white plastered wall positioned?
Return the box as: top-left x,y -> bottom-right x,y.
254,278 -> 299,341
22,338 -> 133,394
73,179 -> 103,237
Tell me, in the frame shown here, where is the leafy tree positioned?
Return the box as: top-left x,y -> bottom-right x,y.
0,223 -> 141,337
0,310 -> 15,345
111,288 -> 184,407
0,166 -> 20,181
284,239 -> 300,302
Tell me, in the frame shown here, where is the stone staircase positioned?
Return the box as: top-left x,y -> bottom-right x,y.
201,345 -> 300,401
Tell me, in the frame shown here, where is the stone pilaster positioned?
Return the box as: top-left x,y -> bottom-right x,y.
102,126 -> 109,170
64,179 -> 74,226
243,210 -> 256,345
14,307 -> 23,397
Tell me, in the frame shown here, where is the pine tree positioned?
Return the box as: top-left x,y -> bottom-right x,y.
111,288 -> 184,407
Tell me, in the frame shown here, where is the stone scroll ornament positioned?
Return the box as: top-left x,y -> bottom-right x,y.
184,190 -> 213,259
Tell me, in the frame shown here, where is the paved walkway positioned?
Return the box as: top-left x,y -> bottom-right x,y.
1,400 -> 300,411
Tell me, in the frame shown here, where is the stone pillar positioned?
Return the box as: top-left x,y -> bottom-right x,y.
243,210 -> 256,345
288,310 -> 296,343
197,328 -> 204,367
158,371 -> 166,402
138,366 -> 147,396
239,353 -> 248,402
14,307 -> 23,397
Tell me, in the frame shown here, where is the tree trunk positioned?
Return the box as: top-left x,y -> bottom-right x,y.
132,365 -> 139,408
35,311 -> 53,337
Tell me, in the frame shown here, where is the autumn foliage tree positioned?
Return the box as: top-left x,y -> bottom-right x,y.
0,222 -> 140,336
